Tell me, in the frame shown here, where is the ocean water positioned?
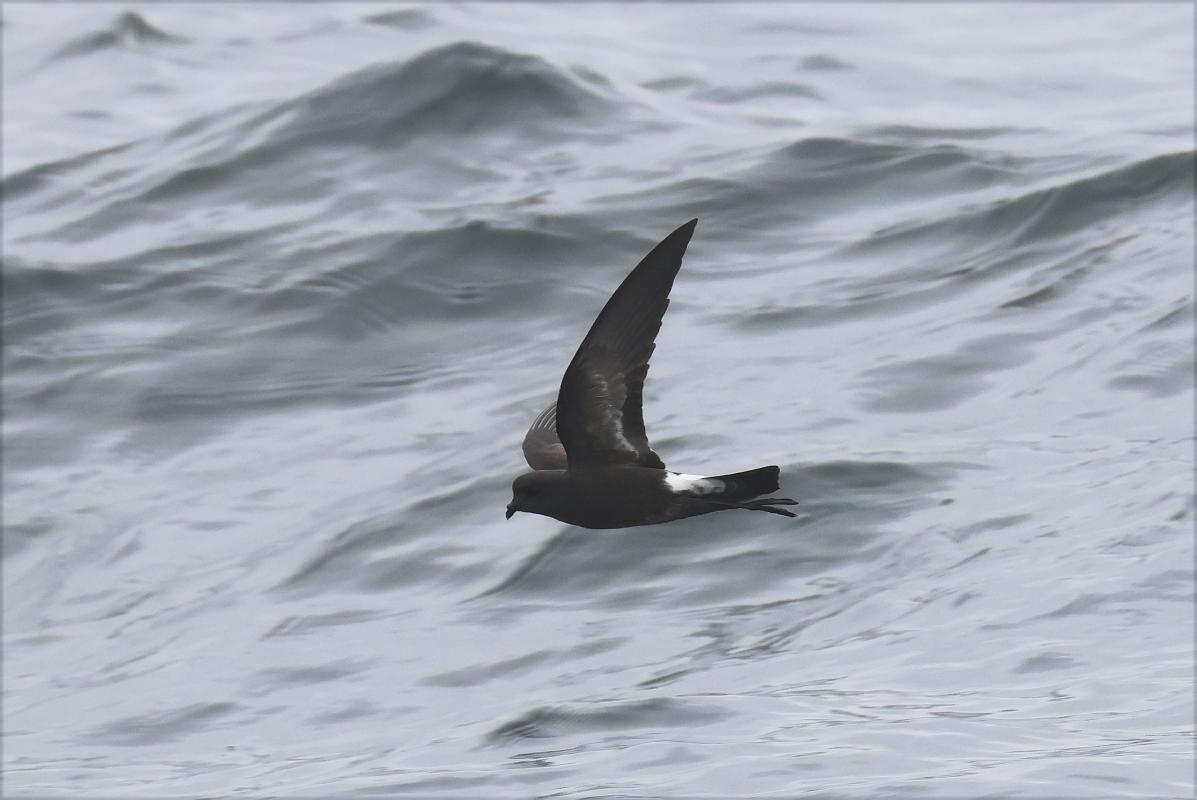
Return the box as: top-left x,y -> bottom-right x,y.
3,4 -> 1194,797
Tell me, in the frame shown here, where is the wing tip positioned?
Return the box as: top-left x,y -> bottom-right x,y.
663,218 -> 698,251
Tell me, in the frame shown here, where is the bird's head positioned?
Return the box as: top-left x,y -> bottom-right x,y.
507,471 -> 562,520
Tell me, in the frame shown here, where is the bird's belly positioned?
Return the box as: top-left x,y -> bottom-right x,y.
549,501 -> 671,530
557,482 -> 708,529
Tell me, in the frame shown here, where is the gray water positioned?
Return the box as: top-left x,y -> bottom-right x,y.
3,4 -> 1194,797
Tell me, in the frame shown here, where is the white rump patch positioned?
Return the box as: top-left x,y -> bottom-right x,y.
665,472 -> 726,496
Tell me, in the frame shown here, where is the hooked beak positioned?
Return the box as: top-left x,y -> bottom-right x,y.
505,504 -> 517,520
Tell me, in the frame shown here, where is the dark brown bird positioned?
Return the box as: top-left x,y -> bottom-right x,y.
507,219 -> 797,529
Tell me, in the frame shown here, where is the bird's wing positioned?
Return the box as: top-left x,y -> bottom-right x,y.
521,403 -> 568,470
554,218 -> 697,469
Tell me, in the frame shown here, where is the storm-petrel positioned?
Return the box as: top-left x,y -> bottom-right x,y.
506,219 -> 797,529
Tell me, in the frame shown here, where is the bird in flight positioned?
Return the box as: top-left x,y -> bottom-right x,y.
507,219 -> 797,529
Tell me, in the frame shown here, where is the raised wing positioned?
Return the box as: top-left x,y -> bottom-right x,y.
554,219 -> 697,469
521,403 -> 568,470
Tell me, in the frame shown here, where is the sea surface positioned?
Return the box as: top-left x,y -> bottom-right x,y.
3,4 -> 1194,797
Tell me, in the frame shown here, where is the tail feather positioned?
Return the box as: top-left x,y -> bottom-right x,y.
704,466 -> 796,518
708,465 -> 782,502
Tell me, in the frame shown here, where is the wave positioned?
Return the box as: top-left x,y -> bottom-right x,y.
49,11 -> 184,62
88,701 -> 241,747
488,698 -> 730,743
843,149 -> 1193,259
798,54 -> 853,72
728,148 -> 1191,333
254,41 -> 619,151
863,123 -> 1027,142
7,40 -> 621,206
856,332 -> 1041,413
273,475 -> 513,598
758,135 -> 1023,200
266,222 -> 599,328
363,9 -> 436,32
695,81 -> 826,104
592,135 -> 1028,236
